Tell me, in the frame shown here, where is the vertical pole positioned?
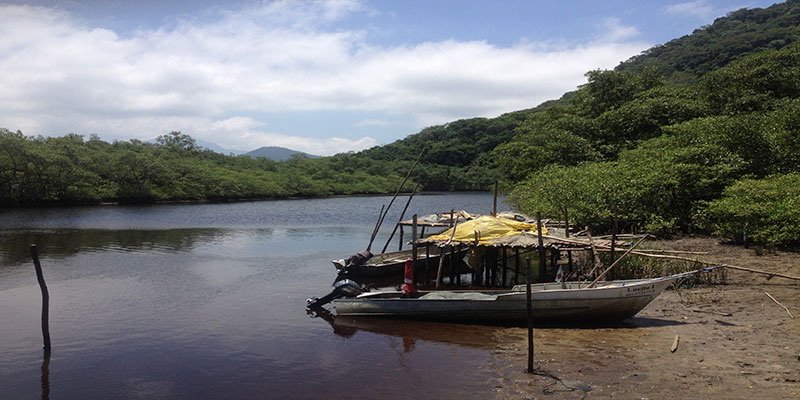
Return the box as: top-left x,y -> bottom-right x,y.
536,212 -> 546,283
412,214 -> 418,283
492,181 -> 498,216
502,248 -> 508,287
610,213 -> 618,280
453,246 -> 460,286
30,244 -> 51,355
398,226 -> 404,251
449,245 -> 455,285
526,257 -> 534,373
485,252 -> 491,287
565,210 -> 572,283
514,249 -> 520,285
425,243 -> 431,287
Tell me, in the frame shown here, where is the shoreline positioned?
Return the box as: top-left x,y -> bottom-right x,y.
489,237 -> 799,399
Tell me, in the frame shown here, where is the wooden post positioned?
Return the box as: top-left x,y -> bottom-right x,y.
610,214 -> 618,264
526,257 -> 534,373
514,249 -> 520,284
502,248 -> 508,287
435,246 -> 447,289
30,244 -> 51,355
453,246 -> 460,286
425,243 -> 431,287
449,245 -> 456,285
485,251 -> 491,287
398,226 -> 404,251
435,216 -> 460,289
536,212 -> 546,283
412,214 -> 418,283
492,181 -> 499,216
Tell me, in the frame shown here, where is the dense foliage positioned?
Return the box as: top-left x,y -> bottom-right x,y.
2,1 -> 799,245
506,43 -> 800,244
616,0 -> 800,84
0,131 -> 407,206
705,173 -> 800,244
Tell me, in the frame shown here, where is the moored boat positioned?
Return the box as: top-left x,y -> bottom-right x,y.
333,272 -> 693,321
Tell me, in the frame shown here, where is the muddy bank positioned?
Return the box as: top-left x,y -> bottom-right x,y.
490,237 -> 799,399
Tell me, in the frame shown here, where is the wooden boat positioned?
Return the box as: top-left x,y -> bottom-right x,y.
333,272 -> 690,321
331,248 -> 466,277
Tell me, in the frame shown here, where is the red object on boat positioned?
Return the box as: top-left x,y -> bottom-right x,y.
402,258 -> 416,294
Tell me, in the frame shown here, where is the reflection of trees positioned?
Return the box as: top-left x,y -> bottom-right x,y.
0,228 -> 256,266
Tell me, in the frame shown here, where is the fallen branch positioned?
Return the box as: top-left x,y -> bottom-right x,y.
764,292 -> 795,319
670,335 -> 680,353
690,308 -> 733,317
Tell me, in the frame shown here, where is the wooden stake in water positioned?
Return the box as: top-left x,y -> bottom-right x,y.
30,244 -> 51,355
526,257 -> 534,373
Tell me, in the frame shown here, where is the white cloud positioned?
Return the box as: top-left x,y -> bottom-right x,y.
600,18 -> 641,42
0,2 -> 650,154
665,0 -> 715,19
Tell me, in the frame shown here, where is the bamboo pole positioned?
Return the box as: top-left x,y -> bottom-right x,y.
621,251 -> 800,282
381,182 -> 422,253
586,235 -> 649,288
435,216 -> 460,289
368,152 -> 423,251
366,204 -> 385,253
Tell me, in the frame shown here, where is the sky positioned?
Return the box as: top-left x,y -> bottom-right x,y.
0,0 -> 781,155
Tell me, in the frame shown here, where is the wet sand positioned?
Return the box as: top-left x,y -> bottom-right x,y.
490,237 -> 799,399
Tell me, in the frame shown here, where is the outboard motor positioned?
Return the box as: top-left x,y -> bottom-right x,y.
306,279 -> 363,309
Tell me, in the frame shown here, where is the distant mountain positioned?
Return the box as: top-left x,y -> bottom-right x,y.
244,146 -> 320,161
195,139 -> 246,155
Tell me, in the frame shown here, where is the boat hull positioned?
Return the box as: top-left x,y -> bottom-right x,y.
334,276 -> 680,321
332,248 -> 465,277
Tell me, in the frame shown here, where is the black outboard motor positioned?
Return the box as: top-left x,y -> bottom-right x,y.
306,279 -> 363,308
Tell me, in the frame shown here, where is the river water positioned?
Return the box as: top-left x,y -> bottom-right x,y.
0,192 -> 516,399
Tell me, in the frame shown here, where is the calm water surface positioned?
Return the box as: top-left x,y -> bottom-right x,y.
0,192 -> 514,399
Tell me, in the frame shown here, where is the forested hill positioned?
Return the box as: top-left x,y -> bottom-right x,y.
616,0 -> 800,84
2,1 -> 800,245
354,1 -> 800,192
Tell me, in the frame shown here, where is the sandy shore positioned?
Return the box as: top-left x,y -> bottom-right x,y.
489,237 -> 799,399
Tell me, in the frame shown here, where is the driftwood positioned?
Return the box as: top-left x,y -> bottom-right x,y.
691,308 -> 733,317
764,292 -> 795,319
670,335 -> 680,353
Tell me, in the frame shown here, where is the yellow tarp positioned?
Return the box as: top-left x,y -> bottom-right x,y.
425,215 -> 548,244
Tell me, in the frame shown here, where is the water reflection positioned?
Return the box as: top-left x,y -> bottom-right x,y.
1,193 -> 508,399
0,228 -> 230,266
307,306 -> 511,351
40,353 -> 49,400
